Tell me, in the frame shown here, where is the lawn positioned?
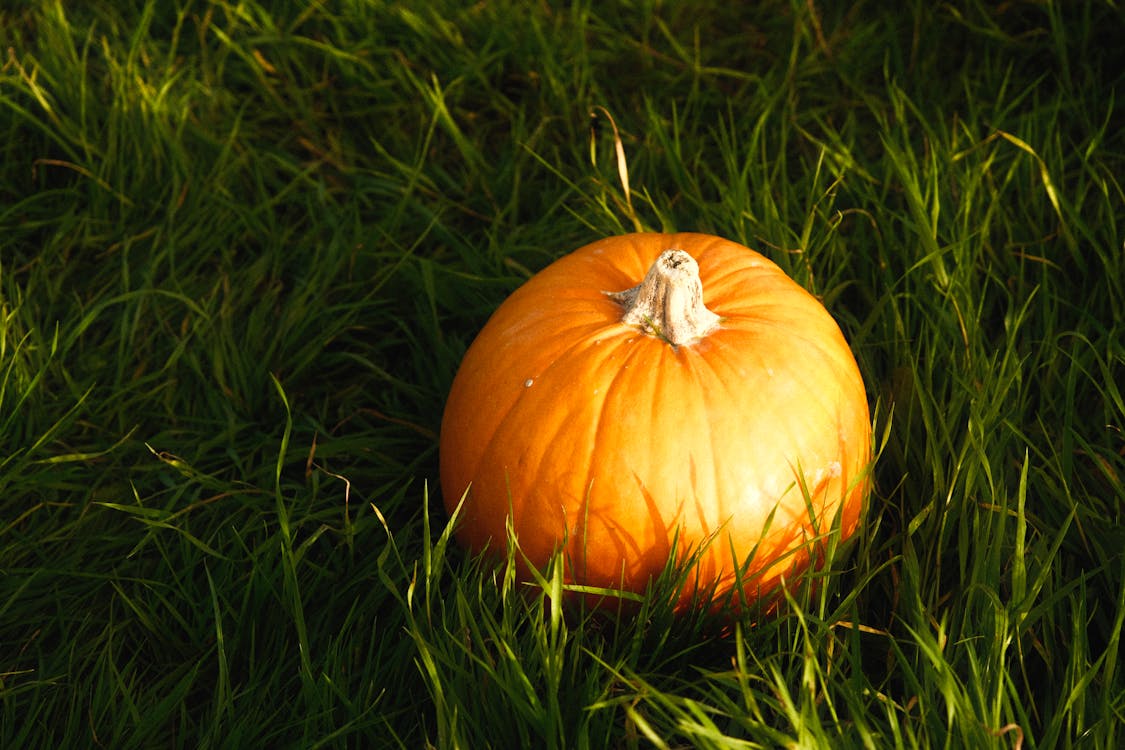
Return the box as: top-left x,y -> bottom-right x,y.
2,1 -> 1123,747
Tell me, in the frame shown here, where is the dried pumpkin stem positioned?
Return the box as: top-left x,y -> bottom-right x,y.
606,249 -> 720,346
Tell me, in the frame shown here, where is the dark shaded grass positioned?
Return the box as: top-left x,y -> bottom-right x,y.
2,0 -> 1123,747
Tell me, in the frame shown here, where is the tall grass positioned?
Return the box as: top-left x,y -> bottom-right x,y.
1,1 -> 1122,747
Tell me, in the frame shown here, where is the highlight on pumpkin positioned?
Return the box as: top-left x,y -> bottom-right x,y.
439,232 -> 873,616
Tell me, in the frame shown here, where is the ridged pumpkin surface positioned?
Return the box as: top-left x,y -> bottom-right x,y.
439,232 -> 871,609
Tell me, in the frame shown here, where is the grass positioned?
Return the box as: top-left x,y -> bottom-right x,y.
1,0 -> 1123,747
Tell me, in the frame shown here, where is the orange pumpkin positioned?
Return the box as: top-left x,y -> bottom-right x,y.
439,232 -> 871,611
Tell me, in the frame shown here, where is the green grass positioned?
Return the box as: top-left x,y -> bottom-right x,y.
2,0 -> 1123,747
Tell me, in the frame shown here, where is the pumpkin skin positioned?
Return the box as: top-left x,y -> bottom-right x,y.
439,232 -> 871,610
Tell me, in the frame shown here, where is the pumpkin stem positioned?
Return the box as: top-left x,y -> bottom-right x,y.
606,249 -> 720,346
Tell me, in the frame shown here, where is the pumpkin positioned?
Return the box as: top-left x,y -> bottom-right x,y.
439,232 -> 871,611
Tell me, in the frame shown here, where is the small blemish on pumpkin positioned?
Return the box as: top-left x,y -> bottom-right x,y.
524,378 -> 534,387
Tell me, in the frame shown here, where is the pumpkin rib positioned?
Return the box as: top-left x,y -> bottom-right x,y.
689,337 -> 757,532
517,343 -> 610,523
715,285 -> 823,323
690,336 -> 795,577
542,330 -> 648,559
589,339 -> 675,580
519,324 -> 664,574
723,312 -> 862,397
695,254 -> 767,305
682,347 -> 727,553
466,316 -> 619,489
616,342 -> 681,585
